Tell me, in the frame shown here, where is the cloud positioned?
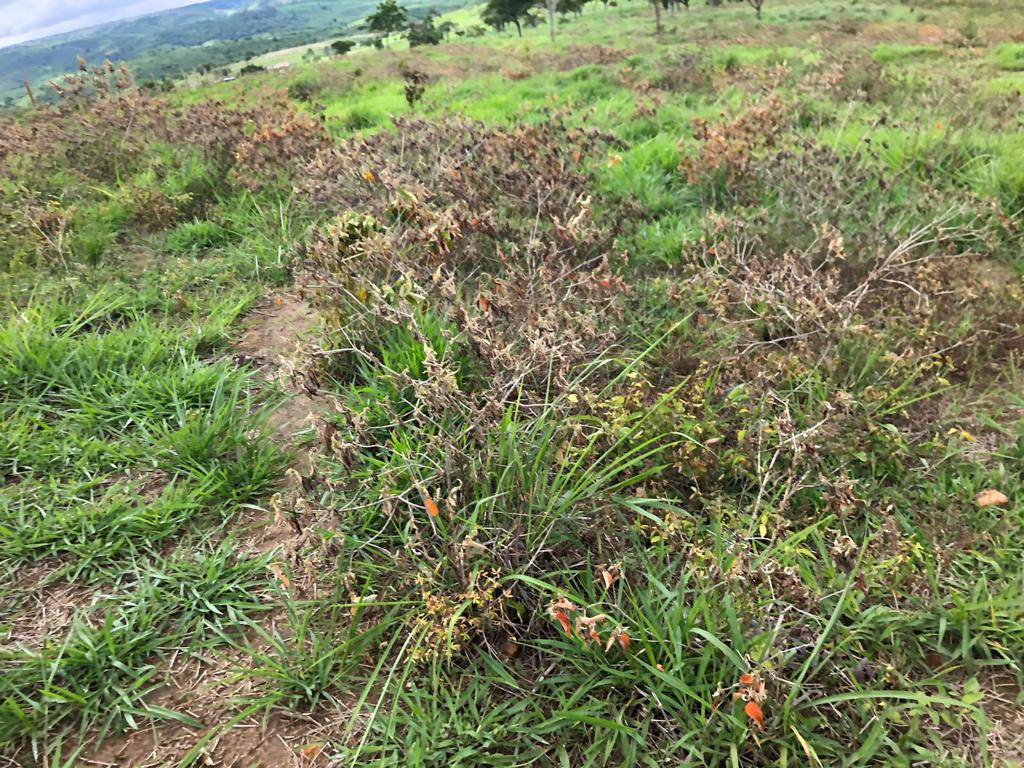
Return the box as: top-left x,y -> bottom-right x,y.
0,0 -> 201,48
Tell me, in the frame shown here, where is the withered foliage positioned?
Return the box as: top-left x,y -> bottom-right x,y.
0,63 -> 328,268
3,43 -> 1022,764
299,113 -> 628,400
668,92 -> 1023,568
678,94 -> 787,204
284,115 -> 647,653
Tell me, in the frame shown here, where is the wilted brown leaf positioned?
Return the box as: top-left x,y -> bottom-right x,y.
975,489 -> 1009,508
268,562 -> 290,589
744,700 -> 765,731
300,741 -> 324,761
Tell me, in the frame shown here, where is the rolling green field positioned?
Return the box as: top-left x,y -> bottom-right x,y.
2,0 -> 1024,766
0,0 -> 461,107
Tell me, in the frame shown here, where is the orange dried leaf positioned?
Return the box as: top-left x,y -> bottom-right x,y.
301,742 -> 324,760
424,497 -> 440,517
738,673 -> 754,685
575,613 -> 607,643
550,597 -> 578,612
744,700 -> 765,731
617,629 -> 631,651
553,609 -> 572,636
268,563 -> 290,589
477,295 -> 491,312
600,568 -> 616,589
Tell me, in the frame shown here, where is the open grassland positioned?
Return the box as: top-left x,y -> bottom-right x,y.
2,1 -> 1024,765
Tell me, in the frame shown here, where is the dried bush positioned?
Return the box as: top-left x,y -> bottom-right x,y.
653,52 -> 716,94
401,66 -> 429,108
727,60 -> 1024,425
299,114 -> 628,400
232,111 -> 331,191
0,73 -> 328,267
280,115 -> 662,656
677,94 -> 788,205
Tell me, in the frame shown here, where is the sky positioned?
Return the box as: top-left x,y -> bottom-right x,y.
0,0 -> 202,48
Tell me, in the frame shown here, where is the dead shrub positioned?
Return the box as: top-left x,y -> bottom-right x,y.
677,94 -> 788,205
298,114 -> 629,403
654,52 -> 716,94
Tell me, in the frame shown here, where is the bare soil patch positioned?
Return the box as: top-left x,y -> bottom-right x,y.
982,671 -> 1024,765
81,292 -> 333,768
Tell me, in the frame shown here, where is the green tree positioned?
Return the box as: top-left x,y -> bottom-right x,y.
482,0 -> 533,36
331,39 -> 356,55
481,5 -> 507,32
367,0 -> 409,45
407,13 -> 444,46
557,0 -> 585,17
437,20 -> 457,41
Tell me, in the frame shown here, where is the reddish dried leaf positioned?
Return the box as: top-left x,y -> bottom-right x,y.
301,742 -> 324,761
744,700 -> 765,732
924,651 -> 945,669
268,563 -> 290,589
553,609 -> 572,636
424,497 -> 440,517
600,568 -> 616,589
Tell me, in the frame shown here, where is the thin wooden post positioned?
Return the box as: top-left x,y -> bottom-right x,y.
23,79 -> 37,108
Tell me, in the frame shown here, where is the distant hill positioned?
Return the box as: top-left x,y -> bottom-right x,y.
0,0 -> 448,105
